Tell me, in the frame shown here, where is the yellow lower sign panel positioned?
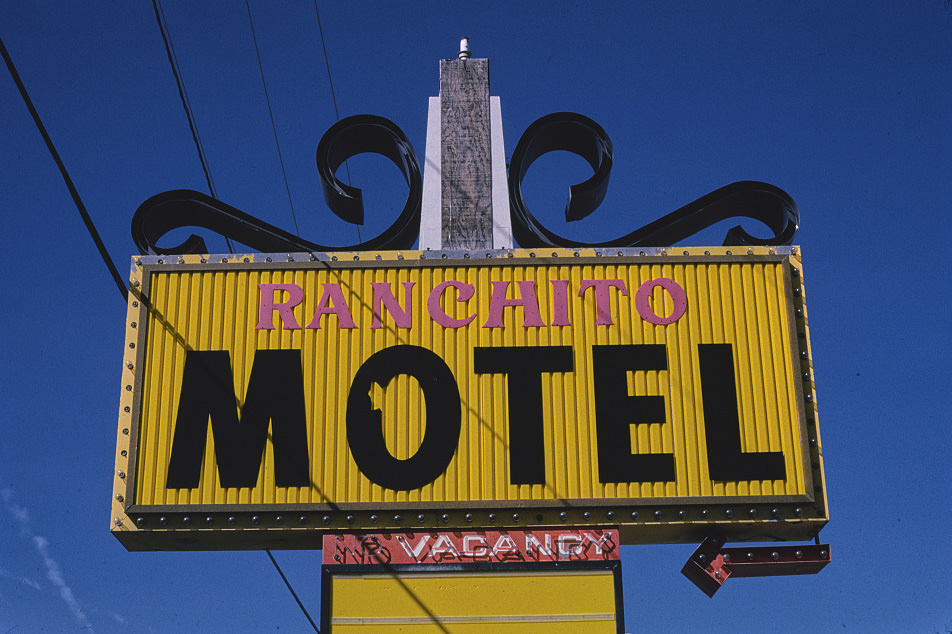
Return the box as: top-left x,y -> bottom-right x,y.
112,247 -> 827,549
322,564 -> 623,634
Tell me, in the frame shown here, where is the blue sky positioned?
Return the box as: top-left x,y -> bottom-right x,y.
2,1 -> 951,632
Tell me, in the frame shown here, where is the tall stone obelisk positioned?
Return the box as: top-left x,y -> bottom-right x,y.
419,39 -> 512,250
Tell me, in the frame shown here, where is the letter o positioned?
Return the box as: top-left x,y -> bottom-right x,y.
634,277 -> 687,325
346,345 -> 461,491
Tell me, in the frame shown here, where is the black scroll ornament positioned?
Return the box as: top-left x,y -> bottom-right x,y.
507,112 -> 799,248
132,112 -> 798,255
131,114 -> 423,255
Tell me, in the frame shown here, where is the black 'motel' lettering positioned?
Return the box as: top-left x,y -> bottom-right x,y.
473,346 -> 574,485
346,345 -> 461,491
698,343 -> 786,481
166,350 -> 310,489
592,345 -> 676,483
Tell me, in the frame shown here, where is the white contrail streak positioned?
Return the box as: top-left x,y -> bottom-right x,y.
0,567 -> 42,590
1,488 -> 95,632
32,535 -> 94,631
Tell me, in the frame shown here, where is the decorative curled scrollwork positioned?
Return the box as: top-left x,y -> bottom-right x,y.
133,110 -> 798,255
508,112 -> 799,248
508,112 -> 614,227
131,115 -> 422,255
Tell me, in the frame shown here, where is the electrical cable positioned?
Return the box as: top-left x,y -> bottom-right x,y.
7,19 -> 320,634
244,6 -> 325,630
1,34 -> 128,301
313,0 -> 359,241
266,550 -> 321,633
149,9 -> 319,629
245,0 -> 301,237
151,0 -> 235,254
313,1 -> 343,126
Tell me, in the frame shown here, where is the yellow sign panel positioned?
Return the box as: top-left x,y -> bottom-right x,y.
324,566 -> 621,634
112,247 -> 827,549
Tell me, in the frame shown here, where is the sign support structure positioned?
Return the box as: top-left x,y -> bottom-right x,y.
112,40 -> 829,627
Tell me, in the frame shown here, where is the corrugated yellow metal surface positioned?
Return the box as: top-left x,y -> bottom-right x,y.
112,247 -> 827,548
128,252 -> 805,506
328,570 -> 618,634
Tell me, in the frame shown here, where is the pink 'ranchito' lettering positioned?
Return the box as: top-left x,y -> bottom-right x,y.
550,279 -> 571,326
306,283 -> 356,329
578,279 -> 628,326
256,283 -> 304,330
634,277 -> 687,325
427,280 -> 476,328
371,282 -> 414,329
483,280 -> 545,328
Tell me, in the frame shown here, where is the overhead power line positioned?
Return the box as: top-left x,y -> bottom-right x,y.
149,8 -> 318,629
151,0 -> 235,253
245,6 -> 322,630
267,550 -> 321,633
313,1 -> 343,125
245,0 -> 301,237
1,34 -> 127,301
152,0 -> 217,198
313,0 -> 357,240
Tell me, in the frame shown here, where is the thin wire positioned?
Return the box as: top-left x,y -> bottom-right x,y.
245,0 -> 301,237
1,34 -> 127,301
313,1 -> 359,241
313,1 -> 342,125
152,0 -> 215,197
150,10 -> 317,628
242,10 -> 321,627
266,550 -> 321,633
151,0 -> 235,253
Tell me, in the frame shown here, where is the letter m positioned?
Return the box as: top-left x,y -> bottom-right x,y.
165,350 -> 310,489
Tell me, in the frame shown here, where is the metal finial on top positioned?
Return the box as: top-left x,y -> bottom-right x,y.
458,37 -> 471,59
